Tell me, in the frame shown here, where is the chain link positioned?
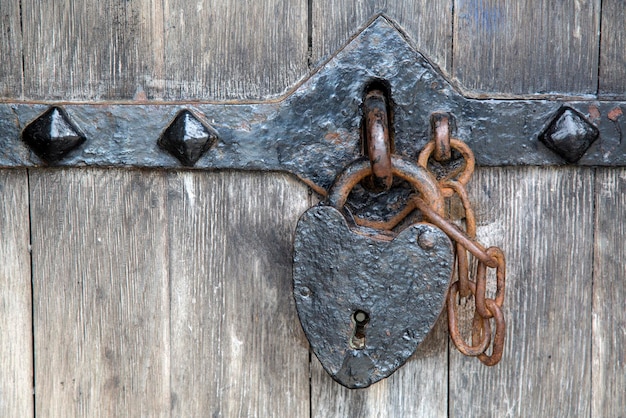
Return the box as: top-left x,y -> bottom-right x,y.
324,112 -> 507,365
417,134 -> 506,366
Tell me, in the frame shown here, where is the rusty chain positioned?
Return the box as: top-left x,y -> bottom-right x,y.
333,106 -> 506,365
416,114 -> 506,366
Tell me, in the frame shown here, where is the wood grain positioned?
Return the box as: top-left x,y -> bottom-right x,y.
30,169 -> 170,417
9,3 -> 626,417
22,0 -> 164,100
167,172 -> 311,417
0,0 -> 23,98
312,1 -> 453,76
22,0 -> 165,100
592,169 -> 626,418
20,0 -> 307,101
311,316 -> 448,417
0,170 -> 32,416
599,0 -> 626,97
453,0 -> 601,96
449,167 -> 594,417
162,0 -> 308,100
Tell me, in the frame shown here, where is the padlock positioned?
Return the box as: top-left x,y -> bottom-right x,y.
293,156 -> 454,389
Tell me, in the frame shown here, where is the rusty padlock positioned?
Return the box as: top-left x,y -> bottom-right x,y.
293,156 -> 454,388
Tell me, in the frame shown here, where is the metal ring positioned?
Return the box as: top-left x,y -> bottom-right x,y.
412,196 -> 497,268
447,281 -> 492,356
327,156 -> 445,218
364,89 -> 393,190
475,247 -> 506,318
477,299 -> 506,366
474,260 -> 491,318
418,139 -> 475,198
441,179 -> 476,237
456,242 -> 471,298
431,113 -> 452,162
487,247 -> 506,308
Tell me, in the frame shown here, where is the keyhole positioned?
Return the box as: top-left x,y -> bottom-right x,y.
350,310 -> 370,349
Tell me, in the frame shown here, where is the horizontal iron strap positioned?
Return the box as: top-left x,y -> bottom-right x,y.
1,17 -> 625,195
2,98 -> 625,179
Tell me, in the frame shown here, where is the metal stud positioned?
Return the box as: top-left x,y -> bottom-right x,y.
22,106 -> 86,163
158,110 -> 218,166
539,107 -> 599,163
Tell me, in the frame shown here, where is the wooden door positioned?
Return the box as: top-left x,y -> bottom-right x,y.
1,1 -> 624,416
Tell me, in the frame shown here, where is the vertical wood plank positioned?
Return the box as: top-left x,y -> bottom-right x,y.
593,169 -> 626,417
454,0 -> 601,96
0,0 -> 23,98
449,167 -> 594,417
31,169 -> 170,417
311,317 -> 448,417
162,0 -> 308,100
312,1 -> 453,75
22,0 -> 165,100
21,0 -> 308,101
0,170 -> 33,416
168,172 -> 311,417
599,0 -> 626,97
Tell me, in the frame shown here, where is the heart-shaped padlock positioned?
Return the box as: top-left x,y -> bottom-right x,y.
293,156 -> 453,388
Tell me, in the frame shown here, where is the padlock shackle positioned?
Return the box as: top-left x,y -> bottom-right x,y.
327,156 -> 445,217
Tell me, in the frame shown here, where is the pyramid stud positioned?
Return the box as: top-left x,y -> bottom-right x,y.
539,107 -> 599,163
22,107 -> 86,163
158,110 -> 218,166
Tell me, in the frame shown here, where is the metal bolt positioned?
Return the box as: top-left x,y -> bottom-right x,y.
418,230 -> 436,250
22,106 -> 86,163
158,109 -> 218,166
299,286 -> 311,298
539,106 -> 599,163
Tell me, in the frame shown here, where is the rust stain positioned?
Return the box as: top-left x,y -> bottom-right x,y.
432,113 -> 452,161
133,89 -> 148,102
364,89 -> 393,190
324,132 -> 342,144
237,121 -> 251,132
588,105 -> 600,123
608,107 -> 623,122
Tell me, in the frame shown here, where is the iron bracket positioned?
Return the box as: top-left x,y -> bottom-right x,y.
2,16 -> 625,195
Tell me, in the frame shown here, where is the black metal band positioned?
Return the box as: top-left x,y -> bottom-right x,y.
2,17 -> 624,193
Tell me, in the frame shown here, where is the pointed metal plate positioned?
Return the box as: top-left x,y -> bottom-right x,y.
22,107 -> 86,163
158,110 -> 218,166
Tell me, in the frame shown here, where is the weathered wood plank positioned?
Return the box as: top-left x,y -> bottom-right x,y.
0,0 -> 23,98
310,315 -> 448,417
30,169 -> 170,417
22,0 -> 165,100
0,169 -> 32,416
454,0 -> 601,96
593,169 -> 626,417
449,167 -> 594,417
599,0 -> 626,97
21,0 -> 307,101
167,172 -> 311,417
163,0 -> 308,100
312,1 -> 453,75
